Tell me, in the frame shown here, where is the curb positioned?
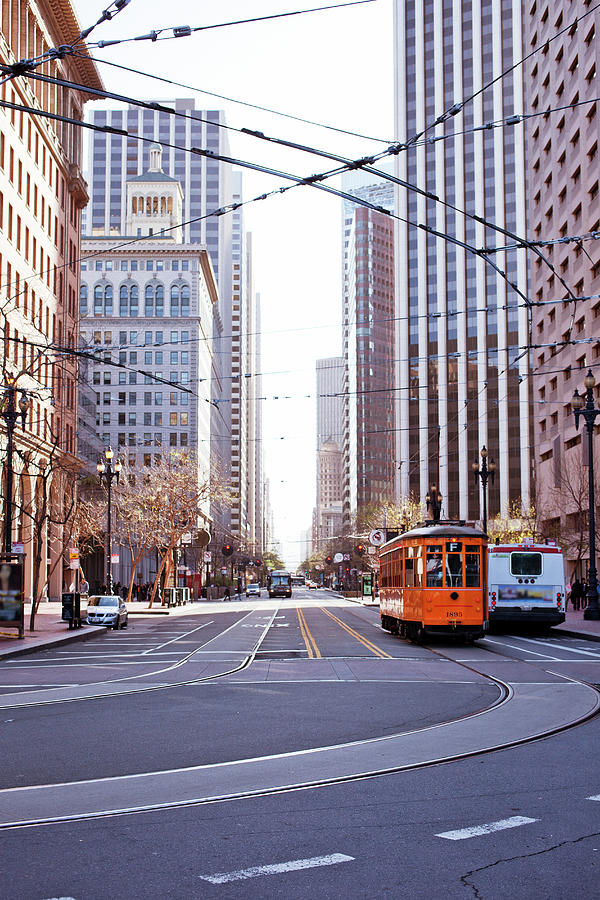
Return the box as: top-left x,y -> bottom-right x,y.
0,625 -> 108,662
552,627 -> 600,644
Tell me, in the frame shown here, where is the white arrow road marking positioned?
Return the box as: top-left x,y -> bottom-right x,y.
436,816 -> 538,840
587,795 -> 600,801
199,853 -> 354,884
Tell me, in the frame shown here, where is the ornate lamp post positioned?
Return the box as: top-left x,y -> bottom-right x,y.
472,446 -> 496,533
572,369 -> 600,620
425,484 -> 443,522
1,377 -> 30,553
96,447 -> 122,594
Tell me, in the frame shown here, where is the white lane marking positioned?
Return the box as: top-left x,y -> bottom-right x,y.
436,816 -> 538,840
484,638 -> 561,660
199,853 -> 354,884
142,621 -> 213,654
587,795 -> 600,801
516,637 -> 600,659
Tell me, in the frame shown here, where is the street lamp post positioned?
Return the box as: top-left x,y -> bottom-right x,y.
96,447 -> 122,594
472,446 -> 496,533
572,369 -> 600,620
1,377 -> 30,553
425,484 -> 443,522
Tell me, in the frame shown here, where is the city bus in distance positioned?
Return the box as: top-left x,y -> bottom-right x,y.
291,575 -> 305,586
268,570 -> 292,598
379,522 -> 488,642
487,540 -> 566,628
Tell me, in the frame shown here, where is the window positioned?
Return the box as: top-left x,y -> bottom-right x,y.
170,433 -> 177,446
80,284 -> 88,315
511,552 -> 542,576
170,412 -> 177,426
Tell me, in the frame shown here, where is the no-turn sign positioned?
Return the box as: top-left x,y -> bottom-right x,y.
369,529 -> 385,547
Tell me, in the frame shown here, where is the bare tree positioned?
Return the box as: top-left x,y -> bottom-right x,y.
541,453 -> 600,576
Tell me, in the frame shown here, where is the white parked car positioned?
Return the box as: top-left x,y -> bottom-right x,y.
86,595 -> 128,630
246,583 -> 261,598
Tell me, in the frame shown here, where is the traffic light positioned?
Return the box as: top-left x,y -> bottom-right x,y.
255,559 -> 262,567
355,543 -> 366,555
222,543 -> 234,556
325,555 -> 333,565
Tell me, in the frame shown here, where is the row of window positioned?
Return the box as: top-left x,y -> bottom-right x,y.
98,412 -> 189,427
91,351 -> 189,382
84,330 -> 189,346
82,259 -> 192,272
81,282 -> 191,317
100,435 -> 190,451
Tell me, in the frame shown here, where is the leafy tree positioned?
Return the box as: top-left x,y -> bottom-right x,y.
488,501 -> 539,544
262,548 -> 285,570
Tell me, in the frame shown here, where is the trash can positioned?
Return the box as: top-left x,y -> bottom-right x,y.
61,592 -> 81,629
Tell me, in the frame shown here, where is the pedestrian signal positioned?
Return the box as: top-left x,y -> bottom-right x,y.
222,543 -> 234,556
355,543 -> 366,555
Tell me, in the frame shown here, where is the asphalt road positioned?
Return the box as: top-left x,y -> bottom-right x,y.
1,589 -> 598,899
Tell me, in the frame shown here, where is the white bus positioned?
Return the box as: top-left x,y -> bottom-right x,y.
487,540 -> 566,628
268,570 -> 292,598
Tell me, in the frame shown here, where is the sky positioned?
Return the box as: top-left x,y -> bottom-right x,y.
70,0 -> 395,567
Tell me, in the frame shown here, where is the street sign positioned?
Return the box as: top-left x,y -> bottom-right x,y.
203,551 -> 212,563
369,529 -> 385,546
221,566 -> 227,575
110,553 -> 120,564
367,546 -> 376,555
343,553 -> 350,561
11,542 -> 24,555
333,552 -> 343,564
68,548 -> 80,570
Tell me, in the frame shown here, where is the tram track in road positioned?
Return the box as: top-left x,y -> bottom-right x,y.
1,602 -> 599,831
0,607 -> 282,711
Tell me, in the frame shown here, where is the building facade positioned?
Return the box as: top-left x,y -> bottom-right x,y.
0,1 -> 102,601
343,205 -> 396,527
393,0 -> 530,522
526,0 -> 600,579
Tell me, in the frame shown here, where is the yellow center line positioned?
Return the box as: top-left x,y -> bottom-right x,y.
297,607 -> 321,659
320,607 -> 392,659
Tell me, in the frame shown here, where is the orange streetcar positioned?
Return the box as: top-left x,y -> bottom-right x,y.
378,522 -> 488,642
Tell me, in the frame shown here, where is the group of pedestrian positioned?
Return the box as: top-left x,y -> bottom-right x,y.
568,578 -> 589,610
111,582 -> 153,602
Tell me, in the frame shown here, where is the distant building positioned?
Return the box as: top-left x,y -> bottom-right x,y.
314,441 -> 343,551
79,149 -> 219,584
342,204 -> 395,526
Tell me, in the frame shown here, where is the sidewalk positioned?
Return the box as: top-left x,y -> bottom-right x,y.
554,606 -> 600,642
0,602 -> 108,661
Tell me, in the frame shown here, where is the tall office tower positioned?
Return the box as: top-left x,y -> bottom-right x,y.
0,1 -> 101,601
314,358 -> 344,549
343,207 -> 396,525
228,174 -> 263,551
393,0 -> 530,521
316,357 -> 344,447
80,152 -> 219,585
526,2 -> 600,579
253,293 -> 264,554
84,99 -> 237,538
314,441 -> 343,549
340,171 -> 395,529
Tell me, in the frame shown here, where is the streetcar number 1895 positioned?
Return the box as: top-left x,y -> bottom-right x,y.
446,611 -> 462,618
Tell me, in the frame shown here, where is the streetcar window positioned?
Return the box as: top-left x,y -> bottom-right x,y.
446,553 -> 463,587
414,546 -> 423,587
511,552 -> 542,576
426,546 -> 443,587
465,547 -> 480,587
405,551 -> 414,587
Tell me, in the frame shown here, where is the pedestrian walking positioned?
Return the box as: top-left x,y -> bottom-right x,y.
581,579 -> 588,609
571,578 -> 583,611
